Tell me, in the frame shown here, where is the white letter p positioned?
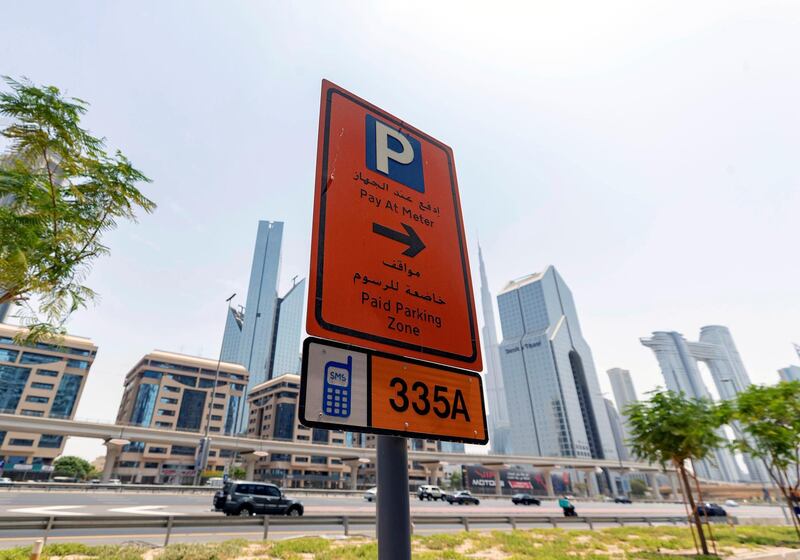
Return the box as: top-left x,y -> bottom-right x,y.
374,120 -> 414,174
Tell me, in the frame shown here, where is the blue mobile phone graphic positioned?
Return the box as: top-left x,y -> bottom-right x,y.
323,355 -> 352,417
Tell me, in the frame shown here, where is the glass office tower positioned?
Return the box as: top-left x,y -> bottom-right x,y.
497,266 -> 618,461
269,278 -> 305,379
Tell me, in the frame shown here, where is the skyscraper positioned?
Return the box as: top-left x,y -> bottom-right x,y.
603,398 -> 629,461
0,301 -> 9,323
607,368 -> 637,414
478,245 -> 510,454
640,328 -> 768,482
236,220 -> 283,386
779,365 -> 800,382
269,278 -> 305,379
497,266 -> 618,462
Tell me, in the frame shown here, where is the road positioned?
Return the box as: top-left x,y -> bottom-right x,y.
0,490 -> 787,548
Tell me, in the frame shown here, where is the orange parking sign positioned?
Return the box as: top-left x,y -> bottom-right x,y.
308,80 -> 482,371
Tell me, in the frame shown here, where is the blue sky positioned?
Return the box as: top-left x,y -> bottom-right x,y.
2,1 -> 798,460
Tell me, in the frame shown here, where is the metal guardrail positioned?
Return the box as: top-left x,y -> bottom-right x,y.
0,514 -> 688,547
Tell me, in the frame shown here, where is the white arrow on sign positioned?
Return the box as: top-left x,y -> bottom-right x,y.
9,506 -> 88,516
109,505 -> 185,516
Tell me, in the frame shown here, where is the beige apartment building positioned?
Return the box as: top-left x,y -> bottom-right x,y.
0,324 -> 97,479
247,374 -> 354,488
246,373 -> 443,489
112,351 -> 248,484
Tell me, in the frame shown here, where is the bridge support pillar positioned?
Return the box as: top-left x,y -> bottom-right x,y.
540,468 -> 555,497
649,473 -> 664,501
343,458 -> 368,490
241,451 -> 269,481
582,469 -> 599,498
419,461 -> 442,487
668,472 -> 679,499
101,438 -> 129,483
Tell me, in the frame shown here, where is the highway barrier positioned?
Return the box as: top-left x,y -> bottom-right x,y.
0,514 -> 690,547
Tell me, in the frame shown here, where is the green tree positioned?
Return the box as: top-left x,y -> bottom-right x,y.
629,478 -> 648,497
229,466 -> 246,480
720,381 -> 800,539
626,390 -> 723,556
0,77 -> 154,341
53,455 -> 93,480
447,470 -> 463,490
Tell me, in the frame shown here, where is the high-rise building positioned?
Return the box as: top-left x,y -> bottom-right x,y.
607,368 -> 637,414
269,278 -> 305,379
0,324 -> 97,478
220,306 -> 244,364
0,301 -> 9,323
779,365 -> 800,382
113,350 -> 248,484
497,266 -> 618,463
234,220 -> 284,386
477,245 -> 510,455
603,398 -> 629,461
640,328 -> 768,482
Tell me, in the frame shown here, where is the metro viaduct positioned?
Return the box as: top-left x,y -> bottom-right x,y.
0,413 -> 673,499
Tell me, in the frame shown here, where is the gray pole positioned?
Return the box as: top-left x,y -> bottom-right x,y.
377,435 -> 411,560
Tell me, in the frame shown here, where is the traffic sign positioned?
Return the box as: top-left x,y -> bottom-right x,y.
307,80 -> 482,371
300,337 -> 487,444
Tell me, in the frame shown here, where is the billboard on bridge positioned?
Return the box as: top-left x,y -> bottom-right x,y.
461,465 -> 571,495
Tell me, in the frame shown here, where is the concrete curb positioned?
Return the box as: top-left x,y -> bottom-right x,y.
731,549 -> 800,560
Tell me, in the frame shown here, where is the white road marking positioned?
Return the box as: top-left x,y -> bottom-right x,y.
108,505 -> 186,516
9,505 -> 89,516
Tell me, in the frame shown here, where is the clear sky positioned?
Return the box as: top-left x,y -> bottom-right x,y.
2,1 -> 798,461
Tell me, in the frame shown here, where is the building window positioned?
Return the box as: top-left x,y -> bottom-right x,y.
9,438 -> 34,446
162,385 -> 180,393
66,359 -> 89,370
271,453 -> 290,462
160,397 -> 178,405
312,428 -> 329,444
50,373 -> 83,418
295,456 -> 309,463
30,382 -> 54,390
148,447 -> 167,454
124,441 -> 145,453
211,415 -> 223,421
20,352 -> 61,365
167,373 -> 197,387
273,403 -> 295,440
177,389 -> 206,431
209,427 -> 220,432
171,445 -> 196,456
131,383 -> 159,426
158,409 -> 175,416
36,369 -> 59,377
154,421 -> 173,428
25,395 -> 49,404
0,365 -> 31,412
21,410 -> 44,417
144,462 -> 159,469
118,461 -> 139,468
212,403 -> 224,410
151,361 -> 199,373
0,348 -> 19,362
39,434 -> 64,449
142,371 -> 163,380
225,395 -> 240,435
311,455 -> 327,465
198,378 -> 217,388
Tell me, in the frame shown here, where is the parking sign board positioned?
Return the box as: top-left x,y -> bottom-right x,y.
300,337 -> 487,444
307,80 -> 482,371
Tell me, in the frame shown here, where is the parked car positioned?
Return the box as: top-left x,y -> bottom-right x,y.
363,487 -> 377,502
614,496 -> 632,504
446,490 -> 480,505
205,477 -> 224,488
0,477 -> 12,486
724,499 -> 739,507
417,485 -> 445,501
511,493 -> 541,506
697,503 -> 727,517
108,478 -> 122,485
214,481 -> 304,516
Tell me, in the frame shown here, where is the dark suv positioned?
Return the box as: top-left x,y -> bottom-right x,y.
214,481 -> 304,517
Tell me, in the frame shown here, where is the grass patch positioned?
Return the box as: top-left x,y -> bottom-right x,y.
0,525 -> 796,559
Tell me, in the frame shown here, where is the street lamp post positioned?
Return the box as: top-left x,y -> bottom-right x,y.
193,293 -> 236,487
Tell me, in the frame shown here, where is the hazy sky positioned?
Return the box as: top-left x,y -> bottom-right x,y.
2,1 -> 798,460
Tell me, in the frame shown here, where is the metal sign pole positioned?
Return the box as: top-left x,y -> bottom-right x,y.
377,435 -> 411,560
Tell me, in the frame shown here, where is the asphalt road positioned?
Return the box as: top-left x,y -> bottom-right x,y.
0,490 -> 787,548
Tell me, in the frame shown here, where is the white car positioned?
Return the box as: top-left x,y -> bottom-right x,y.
417,485 -> 445,501
724,499 -> 740,507
363,487 -> 377,502
0,477 -> 12,486
108,478 -> 122,485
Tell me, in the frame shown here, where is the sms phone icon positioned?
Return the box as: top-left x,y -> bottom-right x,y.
323,355 -> 352,417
